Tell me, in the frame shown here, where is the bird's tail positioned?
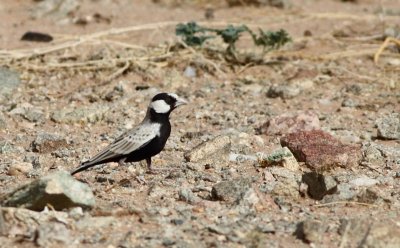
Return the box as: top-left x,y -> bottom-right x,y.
70,161 -> 95,175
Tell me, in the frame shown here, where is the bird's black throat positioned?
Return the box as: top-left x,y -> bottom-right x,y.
148,108 -> 172,124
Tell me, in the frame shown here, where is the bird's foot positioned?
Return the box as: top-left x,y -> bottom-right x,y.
146,168 -> 159,175
135,175 -> 147,184
118,158 -> 127,167
115,174 -> 146,186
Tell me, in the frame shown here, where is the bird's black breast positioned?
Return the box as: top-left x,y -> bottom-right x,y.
125,121 -> 171,162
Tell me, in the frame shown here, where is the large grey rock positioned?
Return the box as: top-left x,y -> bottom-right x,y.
23,108 -> 45,123
211,177 -> 252,203
376,113 -> 400,140
361,221 -> 400,247
302,172 -> 337,200
0,207 -> 70,238
0,67 -> 21,100
1,171 -> 95,211
297,219 -> 328,244
271,181 -> 300,200
338,218 -> 370,247
369,142 -> 400,160
51,105 -> 109,124
268,166 -> 301,182
184,135 -> 231,163
362,141 -> 400,168
31,132 -> 68,153
9,103 -> 45,123
36,222 -> 71,247
266,167 -> 301,199
339,219 -> 400,248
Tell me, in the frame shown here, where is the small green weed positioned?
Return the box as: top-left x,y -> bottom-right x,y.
175,21 -> 291,63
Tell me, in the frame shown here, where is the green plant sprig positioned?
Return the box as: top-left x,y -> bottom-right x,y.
175,22 -> 291,62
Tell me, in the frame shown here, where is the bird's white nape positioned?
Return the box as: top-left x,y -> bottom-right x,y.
151,99 -> 171,113
168,93 -> 179,100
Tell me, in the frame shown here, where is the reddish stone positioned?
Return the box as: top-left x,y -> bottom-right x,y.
260,111 -> 320,136
280,130 -> 361,170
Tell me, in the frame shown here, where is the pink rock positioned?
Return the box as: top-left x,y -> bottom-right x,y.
280,130 -> 361,170
260,111 -> 320,135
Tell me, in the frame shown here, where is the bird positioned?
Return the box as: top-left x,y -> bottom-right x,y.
70,92 -> 187,175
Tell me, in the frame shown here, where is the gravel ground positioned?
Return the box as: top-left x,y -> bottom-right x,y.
0,0 -> 399,247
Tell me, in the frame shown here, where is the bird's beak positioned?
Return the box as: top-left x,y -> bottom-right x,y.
175,97 -> 188,107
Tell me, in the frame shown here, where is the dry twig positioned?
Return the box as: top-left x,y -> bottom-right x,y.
314,201 -> 378,207
374,37 -> 400,64
99,61 -> 131,86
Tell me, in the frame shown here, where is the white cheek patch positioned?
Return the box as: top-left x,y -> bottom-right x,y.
151,100 -> 170,113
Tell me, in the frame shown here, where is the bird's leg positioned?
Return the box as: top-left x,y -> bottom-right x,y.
146,157 -> 164,174
119,157 -> 146,184
118,157 -> 127,166
145,157 -> 176,174
146,157 -> 153,173
134,173 -> 147,185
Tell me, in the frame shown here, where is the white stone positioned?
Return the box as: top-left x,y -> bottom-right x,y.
350,176 -> 379,187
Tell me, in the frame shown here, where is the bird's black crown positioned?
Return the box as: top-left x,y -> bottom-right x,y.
152,93 -> 177,107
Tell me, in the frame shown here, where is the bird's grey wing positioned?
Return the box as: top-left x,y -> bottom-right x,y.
85,123 -> 160,165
